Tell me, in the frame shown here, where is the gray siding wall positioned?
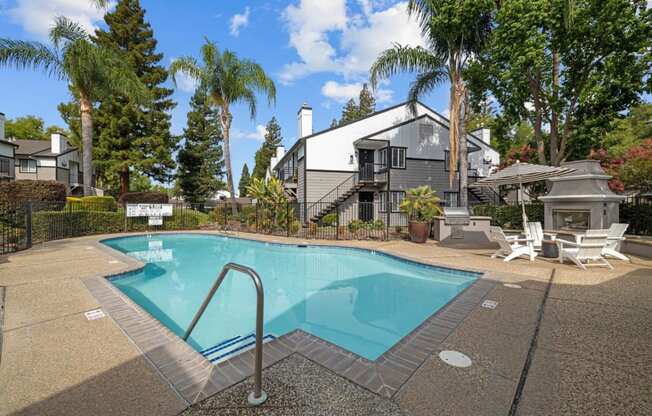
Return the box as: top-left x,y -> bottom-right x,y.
390,159 -> 458,196
305,170 -> 354,202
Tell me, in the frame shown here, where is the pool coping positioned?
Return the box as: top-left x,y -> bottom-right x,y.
85,232 -> 497,404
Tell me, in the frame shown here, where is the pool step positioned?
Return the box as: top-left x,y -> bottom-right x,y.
200,333 -> 276,363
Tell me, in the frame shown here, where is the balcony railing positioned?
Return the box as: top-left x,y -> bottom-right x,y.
276,167 -> 298,183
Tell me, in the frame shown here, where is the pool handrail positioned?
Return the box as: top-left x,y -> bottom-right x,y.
182,262 -> 267,406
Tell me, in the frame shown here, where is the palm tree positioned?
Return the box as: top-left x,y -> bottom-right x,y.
0,14 -> 148,195
370,0 -> 493,207
170,39 -> 276,217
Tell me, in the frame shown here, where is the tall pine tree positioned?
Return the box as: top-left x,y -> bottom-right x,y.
92,0 -> 178,194
177,85 -> 224,203
337,84 -> 376,125
252,117 -> 283,179
238,164 -> 251,197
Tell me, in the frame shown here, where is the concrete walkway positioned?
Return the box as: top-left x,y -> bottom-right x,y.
1,232 -> 650,415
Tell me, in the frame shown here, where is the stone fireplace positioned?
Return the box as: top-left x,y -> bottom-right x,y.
540,160 -> 624,231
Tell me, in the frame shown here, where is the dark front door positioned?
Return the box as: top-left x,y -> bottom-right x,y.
358,149 -> 374,181
359,192 -> 374,222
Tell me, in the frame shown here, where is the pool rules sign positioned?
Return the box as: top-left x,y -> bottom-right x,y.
126,204 -> 173,226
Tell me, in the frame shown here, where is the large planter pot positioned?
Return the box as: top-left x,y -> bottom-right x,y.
408,221 -> 430,243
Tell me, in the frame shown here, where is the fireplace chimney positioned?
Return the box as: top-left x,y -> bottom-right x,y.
297,103 -> 312,138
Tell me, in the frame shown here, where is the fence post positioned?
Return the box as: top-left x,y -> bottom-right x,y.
25,201 -> 32,249
336,204 -> 340,240
255,203 -> 258,233
286,203 -> 290,237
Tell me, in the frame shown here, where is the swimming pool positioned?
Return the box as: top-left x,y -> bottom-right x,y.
103,234 -> 478,361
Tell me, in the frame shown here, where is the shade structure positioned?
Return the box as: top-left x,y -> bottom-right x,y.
470,161 -> 575,227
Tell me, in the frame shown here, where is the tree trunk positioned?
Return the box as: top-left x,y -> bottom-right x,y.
119,169 -> 130,196
220,110 -> 238,218
529,69 -> 547,165
80,95 -> 94,196
458,84 -> 469,208
549,51 -> 561,165
448,76 -> 460,185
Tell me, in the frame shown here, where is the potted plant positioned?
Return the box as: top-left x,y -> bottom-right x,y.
400,186 -> 442,243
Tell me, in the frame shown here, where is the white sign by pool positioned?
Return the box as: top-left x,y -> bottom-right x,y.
148,216 -> 163,226
84,309 -> 106,321
126,204 -> 173,218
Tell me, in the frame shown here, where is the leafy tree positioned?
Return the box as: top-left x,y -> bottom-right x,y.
4,115 -> 66,140
177,85 -> 224,203
371,0 -> 494,207
602,103 -> 652,157
330,118 -> 338,128
92,0 -> 177,195
252,117 -> 283,179
470,0 -> 651,166
170,39 -> 276,216
239,163 -> 251,196
0,7 -> 148,195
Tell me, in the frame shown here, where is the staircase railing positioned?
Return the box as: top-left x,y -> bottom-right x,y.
468,175 -> 504,205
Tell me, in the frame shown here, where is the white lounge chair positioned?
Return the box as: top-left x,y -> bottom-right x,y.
490,226 -> 537,262
585,223 -> 629,262
525,221 -> 544,251
557,234 -> 613,270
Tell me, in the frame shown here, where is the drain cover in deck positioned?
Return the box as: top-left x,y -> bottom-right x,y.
439,350 -> 472,368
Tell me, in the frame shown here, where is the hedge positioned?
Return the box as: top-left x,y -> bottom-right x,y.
118,192 -> 168,204
66,196 -> 118,212
0,180 -> 67,205
31,207 -> 210,243
472,203 -> 544,229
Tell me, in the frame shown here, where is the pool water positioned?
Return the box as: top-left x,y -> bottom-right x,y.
104,234 -> 477,360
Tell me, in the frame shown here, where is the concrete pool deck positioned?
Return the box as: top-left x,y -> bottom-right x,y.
0,231 -> 650,415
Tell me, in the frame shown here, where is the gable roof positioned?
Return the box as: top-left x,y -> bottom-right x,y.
14,139 -> 78,158
274,99 -> 494,168
14,139 -> 51,156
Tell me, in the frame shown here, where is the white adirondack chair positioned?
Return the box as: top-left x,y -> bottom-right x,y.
490,226 -> 537,262
585,223 -> 629,262
525,221 -> 544,251
557,234 -> 613,270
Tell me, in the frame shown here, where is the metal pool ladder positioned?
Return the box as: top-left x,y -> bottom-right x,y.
182,262 -> 267,406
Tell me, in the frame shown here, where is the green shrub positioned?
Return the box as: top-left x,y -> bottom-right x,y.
118,191 -> 168,204
66,196 -> 117,212
370,219 -> 385,231
322,213 -> 337,226
0,180 -> 67,205
472,203 -> 544,229
348,219 -> 365,232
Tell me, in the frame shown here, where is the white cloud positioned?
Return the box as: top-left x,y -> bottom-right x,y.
7,0 -> 112,38
229,7 -> 250,37
280,1 -> 426,84
321,80 -> 393,104
233,125 -> 267,142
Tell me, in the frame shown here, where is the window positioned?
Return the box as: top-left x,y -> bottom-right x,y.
378,148 -> 387,169
390,191 -> 404,212
444,192 -> 459,207
0,159 -> 9,175
391,147 -> 406,169
19,159 -> 36,173
379,192 -> 387,212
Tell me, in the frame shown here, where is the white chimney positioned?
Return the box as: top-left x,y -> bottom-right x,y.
51,133 -> 66,154
297,103 -> 312,138
0,112 -> 5,142
473,128 -> 491,146
275,145 -> 285,159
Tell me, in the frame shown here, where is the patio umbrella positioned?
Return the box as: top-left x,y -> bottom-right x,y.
470,161 -> 575,227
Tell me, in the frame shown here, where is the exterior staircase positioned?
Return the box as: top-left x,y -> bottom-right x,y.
468,182 -> 504,205
308,163 -> 383,223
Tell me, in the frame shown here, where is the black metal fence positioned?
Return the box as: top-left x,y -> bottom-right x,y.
209,201 -> 408,240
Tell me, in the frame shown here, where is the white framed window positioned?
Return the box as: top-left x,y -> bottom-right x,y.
0,158 -> 10,175
391,147 -> 406,169
390,191 -> 404,212
379,192 -> 387,212
378,148 -> 388,169
19,159 -> 37,173
444,192 -> 459,207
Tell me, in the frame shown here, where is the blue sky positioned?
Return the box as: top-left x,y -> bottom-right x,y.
0,0 -> 454,189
